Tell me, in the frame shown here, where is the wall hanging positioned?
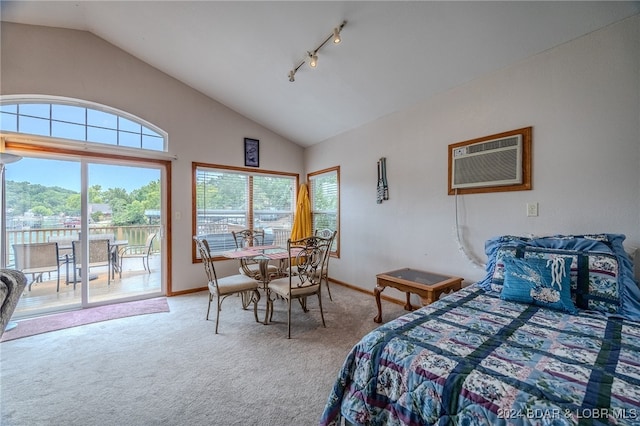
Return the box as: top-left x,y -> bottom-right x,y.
376,157 -> 389,204
244,138 -> 259,167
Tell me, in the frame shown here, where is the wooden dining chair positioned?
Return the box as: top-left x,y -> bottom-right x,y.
266,235 -> 331,338
193,236 -> 261,334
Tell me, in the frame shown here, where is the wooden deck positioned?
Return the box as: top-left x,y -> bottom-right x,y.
13,254 -> 163,319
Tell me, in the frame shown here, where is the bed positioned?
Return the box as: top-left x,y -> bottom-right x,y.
320,234 -> 640,426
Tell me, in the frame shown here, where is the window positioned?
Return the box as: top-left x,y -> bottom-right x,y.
193,163 -> 298,260
0,98 -> 166,152
309,166 -> 340,256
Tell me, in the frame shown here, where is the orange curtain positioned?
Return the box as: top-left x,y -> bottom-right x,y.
290,183 -> 312,241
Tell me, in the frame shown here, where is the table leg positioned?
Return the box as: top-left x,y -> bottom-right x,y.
260,259 -> 271,325
374,284 -> 384,323
404,292 -> 414,311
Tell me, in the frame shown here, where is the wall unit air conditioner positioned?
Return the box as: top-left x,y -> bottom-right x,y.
451,135 -> 522,189
448,127 -> 532,195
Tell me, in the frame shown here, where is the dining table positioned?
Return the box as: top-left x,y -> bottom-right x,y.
221,244 -> 299,324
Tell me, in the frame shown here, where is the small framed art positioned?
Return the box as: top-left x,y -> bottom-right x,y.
244,138 -> 259,167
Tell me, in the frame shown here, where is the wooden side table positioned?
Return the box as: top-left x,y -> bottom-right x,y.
374,268 -> 463,323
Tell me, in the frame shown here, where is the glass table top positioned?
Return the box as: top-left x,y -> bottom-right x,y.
381,268 -> 452,285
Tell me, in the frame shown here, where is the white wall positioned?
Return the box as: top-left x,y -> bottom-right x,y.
0,22 -> 305,293
2,16 -> 639,302
306,15 -> 640,300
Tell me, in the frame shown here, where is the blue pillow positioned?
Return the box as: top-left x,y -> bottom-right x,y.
501,256 -> 577,314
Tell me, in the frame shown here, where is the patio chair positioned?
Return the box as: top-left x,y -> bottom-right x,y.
266,235 -> 331,338
118,233 -> 157,277
13,242 -> 65,292
232,229 -> 279,280
72,239 -> 112,287
193,236 -> 260,334
314,229 -> 337,300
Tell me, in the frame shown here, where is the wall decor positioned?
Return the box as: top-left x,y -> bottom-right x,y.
376,157 -> 389,204
244,138 -> 259,167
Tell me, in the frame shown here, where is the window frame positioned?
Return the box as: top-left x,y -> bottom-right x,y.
0,95 -> 168,153
308,166 -> 340,258
192,162 -> 299,262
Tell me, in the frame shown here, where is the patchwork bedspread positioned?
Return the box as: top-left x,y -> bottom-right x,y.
320,285 -> 640,426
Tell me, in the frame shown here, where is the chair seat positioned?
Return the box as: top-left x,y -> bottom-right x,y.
268,277 -> 321,298
210,274 -> 259,296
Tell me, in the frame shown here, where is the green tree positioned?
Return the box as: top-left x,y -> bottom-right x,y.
31,205 -> 53,216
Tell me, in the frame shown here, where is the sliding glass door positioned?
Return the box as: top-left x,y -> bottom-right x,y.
4,154 -> 165,318
86,162 -> 163,304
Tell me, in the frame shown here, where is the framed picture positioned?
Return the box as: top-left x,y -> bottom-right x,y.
244,138 -> 259,167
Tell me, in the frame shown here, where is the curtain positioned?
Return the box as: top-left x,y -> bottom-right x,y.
290,183 -> 311,241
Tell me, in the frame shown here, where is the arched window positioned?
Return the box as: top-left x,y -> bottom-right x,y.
0,96 -> 167,152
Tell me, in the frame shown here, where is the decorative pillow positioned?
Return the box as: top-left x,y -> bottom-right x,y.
523,247 -> 620,314
478,233 -> 640,320
501,256 -> 577,314
488,246 -> 518,293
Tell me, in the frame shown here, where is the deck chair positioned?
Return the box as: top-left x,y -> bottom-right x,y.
72,239 -> 112,287
118,233 -> 157,277
13,242 -> 65,291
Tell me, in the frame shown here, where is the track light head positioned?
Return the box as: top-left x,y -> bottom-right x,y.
333,27 -> 341,44
309,52 -> 318,68
288,70 -> 295,82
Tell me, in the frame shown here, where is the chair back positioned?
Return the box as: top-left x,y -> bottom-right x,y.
232,230 -> 267,278
78,232 -> 115,242
232,229 -> 265,248
73,239 -> 111,267
144,233 -> 157,253
314,229 -> 337,253
314,228 -> 334,239
13,242 -> 60,271
193,236 -> 219,286
288,236 -> 332,289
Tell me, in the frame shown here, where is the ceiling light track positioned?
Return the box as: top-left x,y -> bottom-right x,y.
288,20 -> 346,82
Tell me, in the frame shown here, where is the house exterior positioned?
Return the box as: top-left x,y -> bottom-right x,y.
1,14 -> 638,301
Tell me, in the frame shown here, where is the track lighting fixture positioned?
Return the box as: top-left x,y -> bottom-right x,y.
308,52 -> 318,68
333,27 -> 341,44
288,20 -> 346,82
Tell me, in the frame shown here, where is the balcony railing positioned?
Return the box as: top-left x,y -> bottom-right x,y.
4,225 -> 160,268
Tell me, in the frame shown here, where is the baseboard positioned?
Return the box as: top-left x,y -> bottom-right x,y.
170,277 -> 406,308
328,277 -> 405,307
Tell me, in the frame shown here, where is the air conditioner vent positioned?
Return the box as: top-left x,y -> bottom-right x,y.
451,134 -> 522,189
466,136 -> 519,154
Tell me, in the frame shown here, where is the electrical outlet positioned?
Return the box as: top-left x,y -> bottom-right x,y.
526,202 -> 538,217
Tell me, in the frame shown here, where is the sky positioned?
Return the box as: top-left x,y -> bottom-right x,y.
1,101 -> 165,192
5,157 -> 160,193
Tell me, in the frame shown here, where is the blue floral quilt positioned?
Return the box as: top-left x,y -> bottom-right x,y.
319,285 -> 640,426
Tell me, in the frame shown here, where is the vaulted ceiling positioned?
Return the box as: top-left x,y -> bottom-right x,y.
2,1 -> 638,147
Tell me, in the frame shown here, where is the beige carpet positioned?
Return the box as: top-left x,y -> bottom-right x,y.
1,298 -> 170,342
0,283 -> 407,426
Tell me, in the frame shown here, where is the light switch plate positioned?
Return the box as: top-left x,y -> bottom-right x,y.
526,202 -> 538,217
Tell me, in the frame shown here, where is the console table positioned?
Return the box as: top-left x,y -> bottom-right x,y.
374,268 -> 463,323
